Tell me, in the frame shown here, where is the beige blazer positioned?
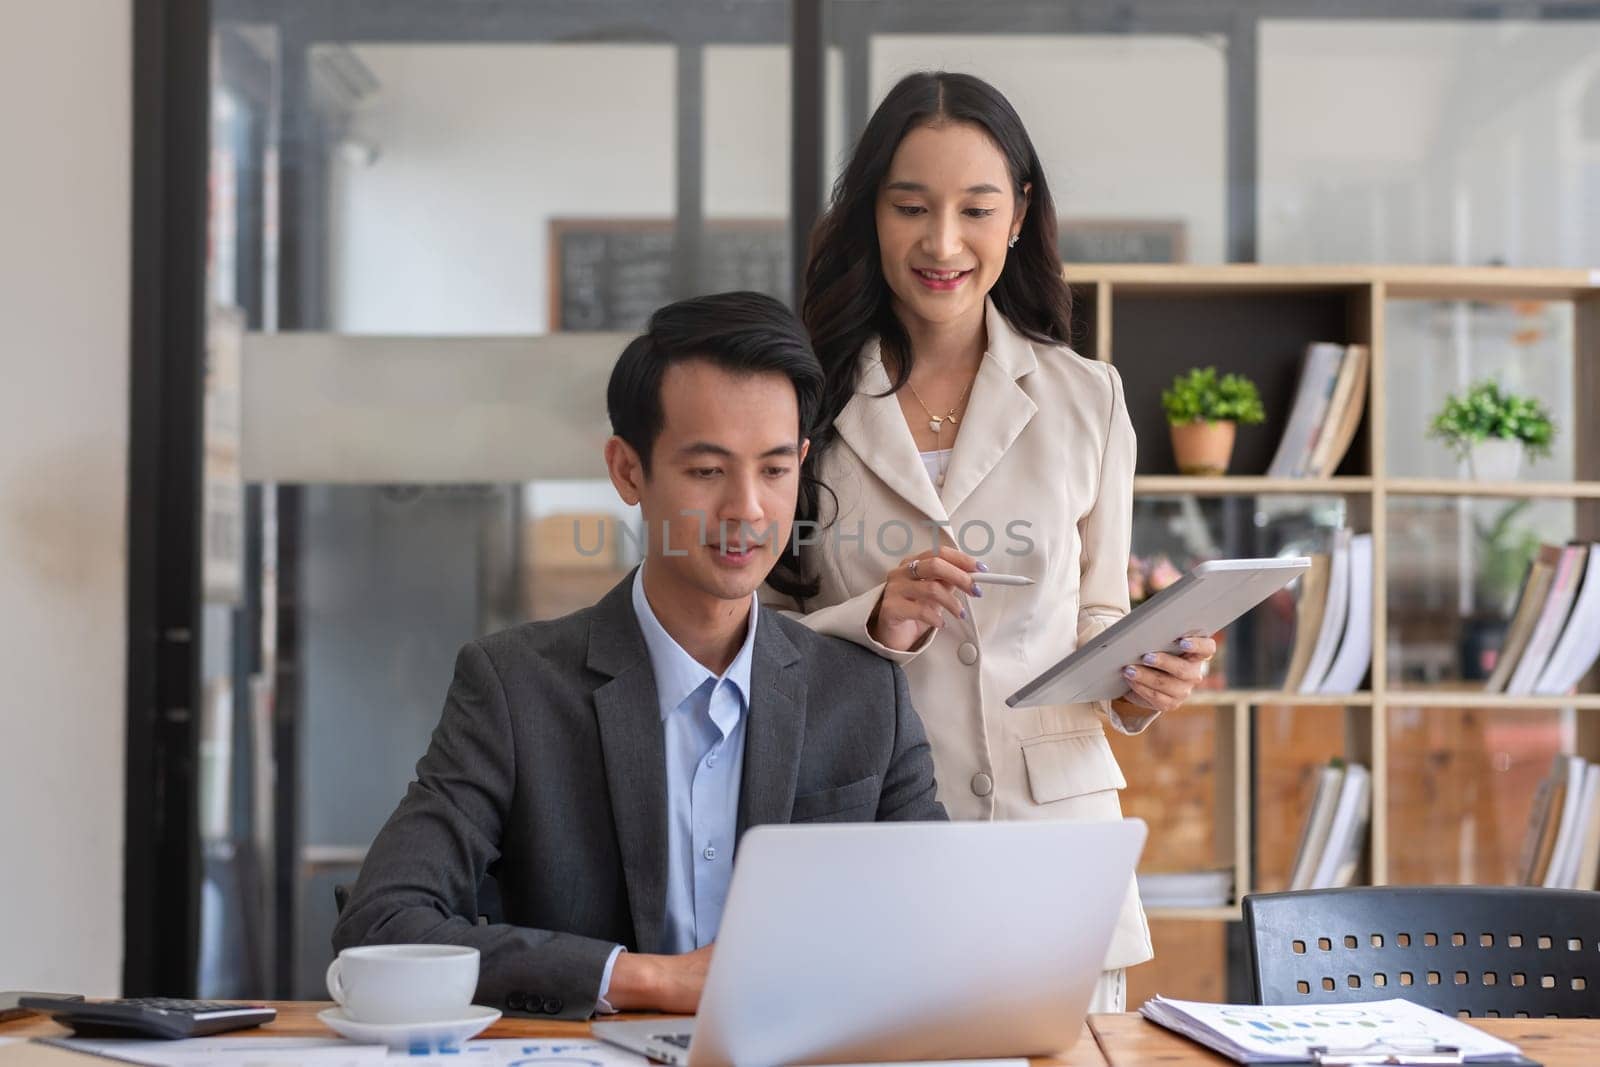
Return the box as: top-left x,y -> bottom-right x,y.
770,299 -> 1155,970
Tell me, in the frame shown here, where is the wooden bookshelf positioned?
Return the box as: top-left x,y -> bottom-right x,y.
1067,264 -> 1600,1006
1183,690 -> 1375,707
1385,478 -> 1600,499
1134,475 -> 1375,496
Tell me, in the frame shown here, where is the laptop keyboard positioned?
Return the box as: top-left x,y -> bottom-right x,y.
652,1033 -> 692,1049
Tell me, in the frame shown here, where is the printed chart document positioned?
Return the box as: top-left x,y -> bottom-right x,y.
428,1042 -> 1021,1067
44,1038 -> 387,1067
1141,996 -> 1532,1064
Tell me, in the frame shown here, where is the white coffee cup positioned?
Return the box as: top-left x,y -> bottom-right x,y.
325,944 -> 480,1024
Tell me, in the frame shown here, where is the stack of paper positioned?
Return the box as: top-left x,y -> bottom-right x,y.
1137,868 -> 1233,909
40,1038 -> 389,1067
1140,996 -> 1530,1064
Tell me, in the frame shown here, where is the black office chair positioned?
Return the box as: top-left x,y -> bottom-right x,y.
333,877 -> 504,927
1244,886 -> 1600,1018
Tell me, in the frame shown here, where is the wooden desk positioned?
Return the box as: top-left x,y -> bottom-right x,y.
1089,1012 -> 1600,1066
0,1002 -> 1107,1066
7,1007 -> 1595,1066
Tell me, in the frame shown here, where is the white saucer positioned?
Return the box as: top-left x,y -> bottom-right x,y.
317,1004 -> 502,1051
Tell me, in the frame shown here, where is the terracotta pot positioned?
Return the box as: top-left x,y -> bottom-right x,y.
1170,420 -> 1237,476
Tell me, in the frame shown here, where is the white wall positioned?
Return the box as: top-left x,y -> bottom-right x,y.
1261,20 -> 1600,267
330,43 -> 680,335
869,35 -> 1229,264
0,2 -> 130,993
329,41 -> 838,335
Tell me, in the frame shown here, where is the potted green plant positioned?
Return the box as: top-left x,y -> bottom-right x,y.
1161,367 -> 1265,476
1428,380 -> 1555,482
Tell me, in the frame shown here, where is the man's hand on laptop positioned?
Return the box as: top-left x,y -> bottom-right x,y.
605,944 -> 714,1014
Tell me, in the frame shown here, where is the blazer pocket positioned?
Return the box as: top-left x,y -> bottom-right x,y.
790,775 -> 881,822
1020,730 -> 1127,806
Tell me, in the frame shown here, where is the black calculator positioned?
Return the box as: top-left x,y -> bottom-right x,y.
18,996 -> 277,1039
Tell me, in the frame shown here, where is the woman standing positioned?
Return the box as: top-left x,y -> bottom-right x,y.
773,72 -> 1215,1011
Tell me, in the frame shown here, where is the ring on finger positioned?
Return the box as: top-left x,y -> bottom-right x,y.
909,558 -> 923,581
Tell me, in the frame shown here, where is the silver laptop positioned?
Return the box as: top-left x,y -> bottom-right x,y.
593,818 -> 1146,1067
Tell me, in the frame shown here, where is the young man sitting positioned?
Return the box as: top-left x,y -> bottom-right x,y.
333,291 -> 946,1019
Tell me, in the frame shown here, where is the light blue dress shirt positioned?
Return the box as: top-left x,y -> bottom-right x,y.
596,567 -> 757,1009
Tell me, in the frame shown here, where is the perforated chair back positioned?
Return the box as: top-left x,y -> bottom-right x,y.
1244,886 -> 1600,1018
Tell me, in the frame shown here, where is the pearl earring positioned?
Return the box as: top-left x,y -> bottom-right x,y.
1008,233 -> 1019,248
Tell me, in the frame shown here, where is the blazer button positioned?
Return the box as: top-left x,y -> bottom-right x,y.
542,998 -> 563,1015
957,642 -> 979,665
506,992 -> 527,1012
971,772 -> 994,797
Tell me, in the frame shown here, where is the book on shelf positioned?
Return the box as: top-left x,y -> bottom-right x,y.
1544,756 -> 1587,888
1571,762 -> 1600,891
1522,754 -> 1571,885
1309,761 -> 1371,889
1136,867 -> 1233,909
1532,754 -> 1596,890
1486,545 -> 1560,693
1281,552 -> 1330,692
1297,528 -> 1352,694
1265,342 -> 1369,479
1506,542 -> 1588,695
1284,528 -> 1370,695
1535,544 -> 1600,695
1306,343 -> 1370,479
1287,761 -> 1345,891
1285,759 -> 1370,890
1319,532 -> 1374,694
1488,542 -> 1600,696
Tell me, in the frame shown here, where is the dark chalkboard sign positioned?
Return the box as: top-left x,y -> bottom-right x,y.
1060,219 -> 1186,264
547,216 -> 1184,331
549,219 -> 789,332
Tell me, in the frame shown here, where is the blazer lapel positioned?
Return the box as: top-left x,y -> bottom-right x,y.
832,341 -> 950,525
587,573 -> 670,954
736,609 -> 807,837
938,300 -> 1040,517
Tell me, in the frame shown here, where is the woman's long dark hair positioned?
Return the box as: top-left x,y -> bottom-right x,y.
802,71 -> 1074,463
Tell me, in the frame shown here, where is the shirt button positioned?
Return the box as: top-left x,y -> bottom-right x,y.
705,753 -> 718,768
958,642 -> 979,665
971,772 -> 994,797
702,845 -> 718,861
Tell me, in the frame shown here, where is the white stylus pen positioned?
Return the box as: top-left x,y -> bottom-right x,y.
969,572 -> 1035,587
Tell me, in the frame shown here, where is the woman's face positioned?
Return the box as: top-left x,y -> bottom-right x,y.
875,121 -> 1028,334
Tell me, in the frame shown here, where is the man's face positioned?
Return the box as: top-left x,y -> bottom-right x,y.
607,359 -> 809,607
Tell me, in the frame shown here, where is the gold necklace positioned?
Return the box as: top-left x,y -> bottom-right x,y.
906,376 -> 975,487
907,376 -> 974,437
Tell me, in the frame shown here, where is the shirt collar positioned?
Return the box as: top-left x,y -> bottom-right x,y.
630,566 -> 758,722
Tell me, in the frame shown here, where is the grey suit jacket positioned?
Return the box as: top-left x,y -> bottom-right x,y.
332,571 -> 946,1020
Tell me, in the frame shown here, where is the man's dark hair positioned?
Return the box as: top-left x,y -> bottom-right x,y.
606,290 -> 825,599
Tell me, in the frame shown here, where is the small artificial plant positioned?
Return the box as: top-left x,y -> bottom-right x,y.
1427,380 -> 1555,461
1161,367 -> 1265,427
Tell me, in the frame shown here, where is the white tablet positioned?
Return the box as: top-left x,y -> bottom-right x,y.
1005,556 -> 1312,708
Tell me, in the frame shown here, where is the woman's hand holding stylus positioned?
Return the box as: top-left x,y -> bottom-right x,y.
868,546 -> 984,652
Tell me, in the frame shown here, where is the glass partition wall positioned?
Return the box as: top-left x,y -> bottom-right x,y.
148,0 -> 1600,999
